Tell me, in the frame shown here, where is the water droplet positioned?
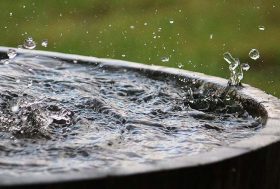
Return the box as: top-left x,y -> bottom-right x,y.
9,12 -> 13,17
161,56 -> 169,63
144,22 -> 148,26
169,19 -> 174,24
121,54 -> 126,57
73,60 -> 78,64
130,25 -> 135,29
258,26 -> 265,31
23,37 -> 36,49
249,49 -> 260,60
210,34 -> 213,39
7,49 -> 17,59
178,63 -> 184,69
41,39 -> 48,47
223,52 -> 236,64
241,63 -> 250,71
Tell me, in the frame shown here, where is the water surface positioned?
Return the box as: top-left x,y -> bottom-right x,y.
0,53 -> 262,175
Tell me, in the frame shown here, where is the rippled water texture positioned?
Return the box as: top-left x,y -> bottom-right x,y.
0,53 -> 262,175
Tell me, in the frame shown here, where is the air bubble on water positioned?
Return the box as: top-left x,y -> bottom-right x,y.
258,26 -> 265,31
249,49 -> 260,60
241,63 -> 250,71
7,49 -> 17,59
41,39 -> 48,47
161,56 -> 169,63
169,19 -> 174,24
23,37 -> 36,49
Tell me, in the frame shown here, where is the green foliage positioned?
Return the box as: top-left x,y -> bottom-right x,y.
0,0 -> 279,96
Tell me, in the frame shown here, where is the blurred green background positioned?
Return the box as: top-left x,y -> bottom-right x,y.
0,0 -> 279,97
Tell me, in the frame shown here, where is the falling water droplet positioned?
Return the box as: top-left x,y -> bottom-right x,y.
223,52 -> 236,64
161,56 -> 169,63
258,26 -> 265,31
121,54 -> 126,57
210,34 -> 213,39
23,37 -> 36,49
7,49 -> 17,59
169,19 -> 174,24
249,49 -> 260,60
9,12 -> 13,17
241,63 -> 250,71
41,39 -> 48,47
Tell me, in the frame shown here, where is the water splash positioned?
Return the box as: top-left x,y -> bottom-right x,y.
249,49 -> 260,60
23,37 -> 36,49
7,49 -> 17,59
223,52 -> 250,86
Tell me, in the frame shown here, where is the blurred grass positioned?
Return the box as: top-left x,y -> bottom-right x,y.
0,0 -> 279,97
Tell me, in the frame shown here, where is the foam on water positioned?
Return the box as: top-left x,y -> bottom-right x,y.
0,53 -> 262,175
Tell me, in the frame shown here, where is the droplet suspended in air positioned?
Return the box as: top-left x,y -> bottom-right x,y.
23,37 -> 36,49
161,56 -> 170,63
241,63 -> 250,71
249,49 -> 260,60
223,52 -> 236,64
7,49 -> 17,59
178,63 -> 184,69
258,26 -> 265,31
41,39 -> 48,47
169,19 -> 174,24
